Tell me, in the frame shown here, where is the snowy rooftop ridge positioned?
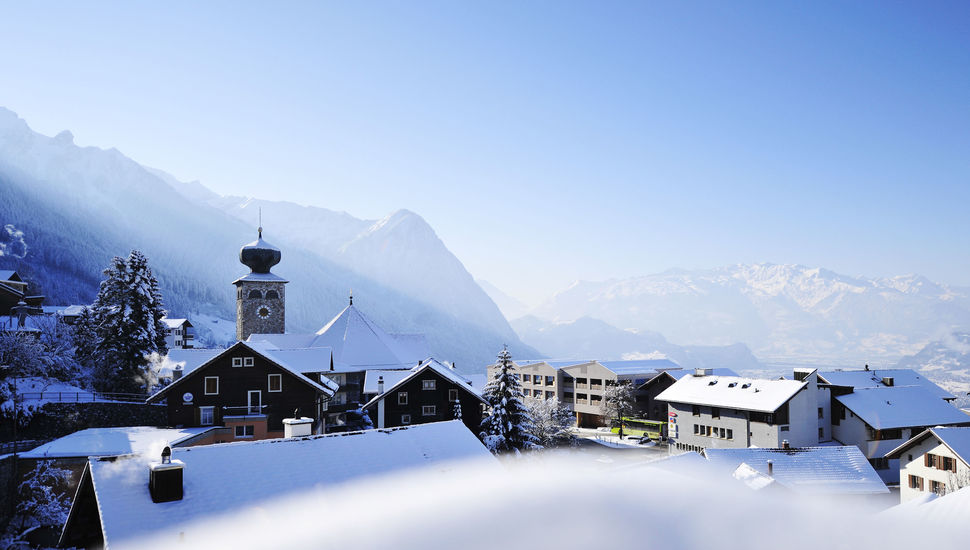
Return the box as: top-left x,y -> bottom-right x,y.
21,426 -> 216,459
69,421 -> 496,549
887,427 -> 970,465
655,374 -> 806,413
705,446 -> 889,495
818,368 -> 955,400
834,385 -> 970,430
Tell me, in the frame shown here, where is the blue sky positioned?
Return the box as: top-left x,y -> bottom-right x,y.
1,2 -> 968,303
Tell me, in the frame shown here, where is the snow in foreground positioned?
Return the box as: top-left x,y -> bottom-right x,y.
129,455 -> 968,550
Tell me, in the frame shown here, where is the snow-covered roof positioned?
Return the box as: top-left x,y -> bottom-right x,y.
164,348 -> 226,377
248,305 -> 428,371
20,427 -> 216,459
834,386 -> 970,430
363,359 -> 483,410
47,304 -> 87,317
883,485 -> 970,524
362,369 -> 412,394
231,272 -> 289,284
245,342 -> 333,375
0,270 -> 21,281
160,317 -> 190,329
69,421 -> 495,549
655,374 -> 806,413
819,369 -> 955,400
886,427 -> 970,465
704,447 -> 889,495
149,341 -> 338,403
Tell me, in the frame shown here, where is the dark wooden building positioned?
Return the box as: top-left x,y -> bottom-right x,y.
147,341 -> 337,441
363,359 -> 486,435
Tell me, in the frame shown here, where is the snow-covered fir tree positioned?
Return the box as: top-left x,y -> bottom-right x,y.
453,399 -> 462,421
480,346 -> 539,453
526,397 -> 576,447
90,250 -> 168,394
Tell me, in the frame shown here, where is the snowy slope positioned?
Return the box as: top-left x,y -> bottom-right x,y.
477,279 -> 530,320
530,264 -> 970,366
0,106 -> 535,372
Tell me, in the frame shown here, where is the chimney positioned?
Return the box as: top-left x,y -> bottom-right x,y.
781,440 -> 790,450
882,377 -> 894,387
149,446 -> 184,503
283,417 -> 313,438
377,376 -> 384,394
766,459 -> 774,476
172,366 -> 183,381
693,368 -> 713,377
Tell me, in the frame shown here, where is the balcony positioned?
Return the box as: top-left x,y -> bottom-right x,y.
576,383 -> 588,390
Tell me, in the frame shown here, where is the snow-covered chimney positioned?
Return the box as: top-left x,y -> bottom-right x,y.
149,446 -> 184,503
283,417 -> 313,438
172,366 -> 183,381
766,460 -> 774,476
781,440 -> 790,450
694,368 -> 713,377
377,376 -> 384,394
882,377 -> 894,387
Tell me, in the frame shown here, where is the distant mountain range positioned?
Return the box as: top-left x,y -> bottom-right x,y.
524,264 -> 970,367
0,107 -> 536,373
896,332 -> 970,409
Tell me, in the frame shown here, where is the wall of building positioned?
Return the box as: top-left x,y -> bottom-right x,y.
668,402 -> 752,452
235,281 -> 286,340
899,436 -> 970,502
561,362 -> 614,418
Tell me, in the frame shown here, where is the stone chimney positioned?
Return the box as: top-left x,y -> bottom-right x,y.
149,446 -> 184,503
283,417 -> 313,438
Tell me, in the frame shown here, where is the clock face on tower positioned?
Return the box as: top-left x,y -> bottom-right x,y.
257,305 -> 272,319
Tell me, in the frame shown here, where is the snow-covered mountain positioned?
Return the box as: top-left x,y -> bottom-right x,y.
0,107 -> 536,372
896,332 -> 970,409
529,264 -> 970,366
512,315 -> 763,372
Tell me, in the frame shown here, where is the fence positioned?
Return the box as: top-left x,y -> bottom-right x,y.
18,391 -> 149,404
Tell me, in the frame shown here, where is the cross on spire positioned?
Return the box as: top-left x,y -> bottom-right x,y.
258,207 -> 263,239
349,289 -> 353,306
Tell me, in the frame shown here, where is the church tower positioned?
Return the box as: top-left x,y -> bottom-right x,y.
233,226 -> 287,341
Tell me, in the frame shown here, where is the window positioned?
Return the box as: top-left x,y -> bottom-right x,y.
243,356 -> 254,367
780,426 -> 790,432
818,407 -> 824,419
265,290 -> 279,300
692,405 -> 701,417
711,407 -> 720,419
819,427 -> 824,439
268,374 -> 282,392
909,475 -> 924,490
422,379 -> 436,390
522,374 -> 531,383
705,426 -> 712,437
590,378 -> 602,387
926,453 -> 958,473
235,425 -> 254,438
247,390 -> 261,414
204,376 -> 219,395
523,389 -> 531,397
546,376 -> 555,386
726,429 -> 733,440
694,424 -> 700,435
401,414 -> 411,425
248,289 -> 262,299
398,392 -> 408,405
546,391 -> 554,399
232,357 -> 243,367
931,480 -> 944,495
591,394 -> 602,403
449,389 -> 459,402
719,427 -> 725,439
422,405 -> 436,416
199,406 -> 214,426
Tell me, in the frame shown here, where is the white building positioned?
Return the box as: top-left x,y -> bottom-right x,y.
658,369 -> 826,453
886,427 -> 970,502
161,317 -> 195,349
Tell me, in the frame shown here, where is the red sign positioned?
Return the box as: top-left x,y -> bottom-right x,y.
668,412 -> 677,418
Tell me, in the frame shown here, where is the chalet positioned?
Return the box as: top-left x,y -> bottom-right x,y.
161,317 -> 195,349
489,358 -> 680,427
59,420 -> 497,549
658,369 -> 825,453
0,269 -> 26,314
886,427 -> 970,502
146,341 -> 338,440
362,358 -> 486,433
828,385 -> 969,484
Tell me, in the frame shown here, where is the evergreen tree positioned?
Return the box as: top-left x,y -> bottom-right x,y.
479,346 -> 539,453
90,250 -> 168,393
453,399 -> 462,421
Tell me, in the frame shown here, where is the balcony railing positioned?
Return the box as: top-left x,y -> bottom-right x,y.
575,399 -> 589,405
576,383 -> 588,389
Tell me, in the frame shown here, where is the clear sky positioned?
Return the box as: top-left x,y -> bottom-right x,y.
1,1 -> 968,304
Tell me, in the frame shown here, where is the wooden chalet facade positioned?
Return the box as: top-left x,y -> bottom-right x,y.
147,341 -> 337,441
363,360 -> 486,434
